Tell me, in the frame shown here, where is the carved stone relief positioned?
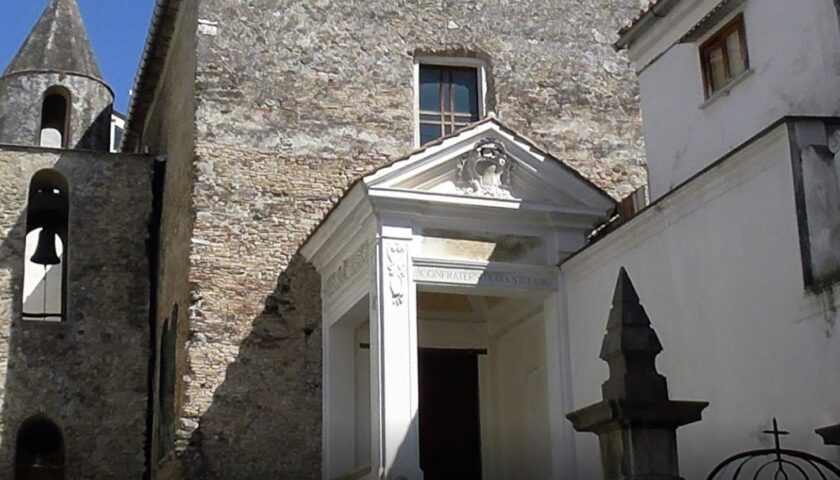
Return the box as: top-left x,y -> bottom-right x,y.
386,243 -> 407,307
456,138 -> 514,198
828,129 -> 840,161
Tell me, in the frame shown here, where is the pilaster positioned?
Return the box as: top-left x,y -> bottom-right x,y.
369,223 -> 422,480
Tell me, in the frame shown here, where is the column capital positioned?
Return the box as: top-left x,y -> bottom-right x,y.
567,399 -> 708,435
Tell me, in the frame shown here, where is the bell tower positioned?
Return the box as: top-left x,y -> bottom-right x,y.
0,0 -> 113,151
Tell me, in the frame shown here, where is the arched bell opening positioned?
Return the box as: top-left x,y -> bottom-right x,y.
23,169 -> 69,322
14,416 -> 66,480
39,87 -> 71,149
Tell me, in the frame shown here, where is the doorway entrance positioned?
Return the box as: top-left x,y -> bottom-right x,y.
419,348 -> 483,480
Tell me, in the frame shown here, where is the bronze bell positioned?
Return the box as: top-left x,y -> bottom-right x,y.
30,228 -> 61,266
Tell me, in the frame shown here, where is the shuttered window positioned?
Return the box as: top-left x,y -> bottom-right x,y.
700,15 -> 749,98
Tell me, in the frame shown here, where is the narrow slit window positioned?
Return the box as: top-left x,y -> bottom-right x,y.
23,170 -> 69,322
700,15 -> 749,98
15,416 -> 65,479
40,88 -> 70,148
419,65 -> 480,145
158,305 -> 179,458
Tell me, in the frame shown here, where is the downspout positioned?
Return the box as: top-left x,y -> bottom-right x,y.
144,154 -> 167,480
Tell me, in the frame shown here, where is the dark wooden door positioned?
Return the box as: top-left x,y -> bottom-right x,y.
419,349 -> 483,480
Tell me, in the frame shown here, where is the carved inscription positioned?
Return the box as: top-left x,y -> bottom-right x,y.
414,266 -> 555,290
323,241 -> 372,299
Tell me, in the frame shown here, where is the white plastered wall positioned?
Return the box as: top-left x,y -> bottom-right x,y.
561,124 -> 840,478
483,309 -> 551,480
630,0 -> 840,199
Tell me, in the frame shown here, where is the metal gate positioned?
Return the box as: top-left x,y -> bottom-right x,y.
706,419 -> 840,480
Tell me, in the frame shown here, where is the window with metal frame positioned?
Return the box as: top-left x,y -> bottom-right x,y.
700,14 -> 749,98
418,65 -> 480,145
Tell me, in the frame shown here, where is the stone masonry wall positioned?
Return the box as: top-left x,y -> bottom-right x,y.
0,73 -> 114,152
0,145 -> 153,478
138,0 -> 199,477
175,0 -> 648,477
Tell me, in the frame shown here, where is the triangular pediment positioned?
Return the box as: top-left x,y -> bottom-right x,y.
364,118 -> 615,211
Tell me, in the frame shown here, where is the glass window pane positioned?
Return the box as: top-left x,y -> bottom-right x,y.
454,114 -> 477,123
726,31 -> 746,77
420,123 -> 442,145
707,46 -> 727,92
420,67 -> 442,112
451,68 -> 479,115
442,69 -> 452,112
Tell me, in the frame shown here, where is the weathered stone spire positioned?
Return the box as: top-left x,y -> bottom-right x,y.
0,0 -> 113,150
567,267 -> 708,480
3,0 -> 104,81
600,267 -> 669,402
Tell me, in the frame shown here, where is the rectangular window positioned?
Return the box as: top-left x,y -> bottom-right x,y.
700,14 -> 749,98
418,65 -> 481,145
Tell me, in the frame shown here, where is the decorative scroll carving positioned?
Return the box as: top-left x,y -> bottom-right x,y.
323,241 -> 372,299
457,138 -> 514,198
386,244 -> 407,306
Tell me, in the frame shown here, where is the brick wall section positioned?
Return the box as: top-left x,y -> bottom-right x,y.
158,0 -> 650,478
0,145 -> 153,478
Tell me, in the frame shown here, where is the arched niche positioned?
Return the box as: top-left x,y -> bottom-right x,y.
39,87 -> 71,149
14,416 -> 66,480
23,169 -> 69,322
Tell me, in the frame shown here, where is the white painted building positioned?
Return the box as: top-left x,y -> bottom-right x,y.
110,111 -> 125,153
618,0 -> 840,200
301,0 -> 840,478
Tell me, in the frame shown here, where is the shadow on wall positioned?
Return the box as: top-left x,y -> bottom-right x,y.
182,253 -> 323,479
0,195 -> 29,471
74,108 -> 114,153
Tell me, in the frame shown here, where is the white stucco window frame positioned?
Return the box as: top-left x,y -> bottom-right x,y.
413,55 -> 490,147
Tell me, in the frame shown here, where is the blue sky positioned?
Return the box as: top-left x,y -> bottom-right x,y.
0,0 -> 155,113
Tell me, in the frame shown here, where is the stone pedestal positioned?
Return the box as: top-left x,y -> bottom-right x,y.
568,400 -> 707,480
817,424 -> 840,446
566,268 -> 708,480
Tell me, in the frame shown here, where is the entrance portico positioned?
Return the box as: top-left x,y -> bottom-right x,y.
301,119 -> 615,480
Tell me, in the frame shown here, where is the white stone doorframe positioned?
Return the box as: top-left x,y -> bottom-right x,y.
319,225 -> 579,480
305,120 -> 615,480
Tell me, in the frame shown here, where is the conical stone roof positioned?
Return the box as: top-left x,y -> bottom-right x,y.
2,0 -> 104,81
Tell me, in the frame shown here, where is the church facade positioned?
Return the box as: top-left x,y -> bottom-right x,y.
0,0 -> 838,479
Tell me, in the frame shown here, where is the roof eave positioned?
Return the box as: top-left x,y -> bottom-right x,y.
615,0 -> 682,51
122,0 -> 178,152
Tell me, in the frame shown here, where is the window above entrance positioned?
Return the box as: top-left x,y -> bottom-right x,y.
415,57 -> 488,146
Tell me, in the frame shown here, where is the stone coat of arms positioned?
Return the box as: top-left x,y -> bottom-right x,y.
456,138 -> 514,198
